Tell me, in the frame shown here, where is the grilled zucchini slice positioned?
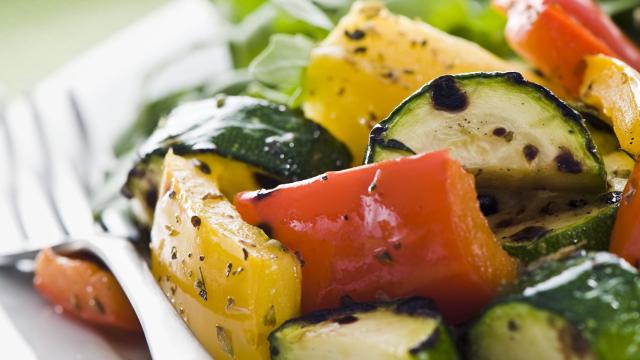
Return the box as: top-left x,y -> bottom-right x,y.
124,95 -> 352,220
468,252 -> 640,360
269,297 -> 458,360
492,192 -> 620,263
366,72 -> 606,193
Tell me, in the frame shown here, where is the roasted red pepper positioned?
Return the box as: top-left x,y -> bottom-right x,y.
496,0 -> 640,71
502,0 -> 616,97
234,150 -> 518,324
34,249 -> 140,332
610,161 -> 640,266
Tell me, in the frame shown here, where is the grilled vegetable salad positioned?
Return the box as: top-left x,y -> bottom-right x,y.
33,0 -> 640,359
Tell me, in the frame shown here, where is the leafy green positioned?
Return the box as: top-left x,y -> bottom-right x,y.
248,33 -> 314,106
228,3 -> 328,68
210,0 -> 267,23
271,0 -> 334,30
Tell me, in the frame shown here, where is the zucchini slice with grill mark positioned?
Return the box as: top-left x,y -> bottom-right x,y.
480,191 -> 620,263
124,95 -> 352,220
468,252 -> 640,360
495,192 -> 620,263
269,297 -> 459,360
365,72 -> 606,193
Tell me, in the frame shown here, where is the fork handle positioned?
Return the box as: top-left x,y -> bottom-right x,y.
55,236 -> 211,360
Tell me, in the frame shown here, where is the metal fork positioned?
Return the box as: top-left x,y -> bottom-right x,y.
0,93 -> 210,360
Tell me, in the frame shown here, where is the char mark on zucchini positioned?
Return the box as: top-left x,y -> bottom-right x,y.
366,72 -> 606,194
269,297 -> 459,360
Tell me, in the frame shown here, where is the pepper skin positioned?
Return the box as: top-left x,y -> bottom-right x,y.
235,150 -> 518,324
151,151 -> 301,359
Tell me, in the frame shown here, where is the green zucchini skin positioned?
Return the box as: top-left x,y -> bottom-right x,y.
365,72 -> 606,194
269,297 -> 459,360
468,252 -> 640,360
122,95 -> 352,215
486,191 -> 621,263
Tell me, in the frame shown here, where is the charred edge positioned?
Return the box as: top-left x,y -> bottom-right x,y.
254,173 -> 282,190
379,139 -> 417,154
145,188 -> 159,211
255,188 -> 278,201
292,302 -> 378,326
509,226 -> 551,243
495,218 -> 514,228
369,126 -> 416,154
558,324 -> 591,358
567,199 -> 588,209
334,315 -> 359,325
257,222 -> 274,238
601,191 -> 622,205
478,194 -> 499,216
393,297 -> 439,318
430,76 -> 468,112
410,327 -> 441,355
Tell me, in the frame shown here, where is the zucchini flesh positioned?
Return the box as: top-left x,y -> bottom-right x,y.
486,192 -> 620,263
470,302 -> 593,360
366,72 -> 606,193
269,297 -> 458,360
468,252 -> 640,360
123,95 -> 352,220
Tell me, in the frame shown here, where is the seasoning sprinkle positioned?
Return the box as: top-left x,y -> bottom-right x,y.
216,325 -> 234,357
165,225 -> 179,237
374,248 -> 393,264
196,267 -> 208,301
193,159 -> 211,175
225,262 -> 233,277
171,246 -> 178,260
70,294 -> 81,312
90,297 -> 105,314
191,215 -> 202,228
263,305 -> 277,327
226,297 -> 235,312
344,29 -> 366,40
199,255 -> 205,261
242,248 -> 249,261
368,169 -> 382,193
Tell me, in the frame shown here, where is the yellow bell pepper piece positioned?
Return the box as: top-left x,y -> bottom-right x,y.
303,1 -> 544,163
581,54 -> 640,158
151,151 -> 302,359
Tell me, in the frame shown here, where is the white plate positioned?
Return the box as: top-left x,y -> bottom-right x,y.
0,0 -> 231,357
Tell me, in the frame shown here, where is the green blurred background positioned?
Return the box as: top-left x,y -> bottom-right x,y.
0,0 -> 168,94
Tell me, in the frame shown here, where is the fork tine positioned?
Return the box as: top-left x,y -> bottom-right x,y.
0,103 -> 28,249
67,91 -> 93,192
26,93 -> 95,237
3,97 -> 66,244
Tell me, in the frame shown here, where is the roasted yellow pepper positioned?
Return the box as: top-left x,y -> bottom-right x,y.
151,151 -> 302,359
581,54 -> 640,158
303,2 -> 543,163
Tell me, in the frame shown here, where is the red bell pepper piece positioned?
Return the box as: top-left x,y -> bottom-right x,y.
496,0 -> 640,71
234,150 -> 517,324
610,161 -> 640,267
34,249 -> 141,332
504,0 -> 616,97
